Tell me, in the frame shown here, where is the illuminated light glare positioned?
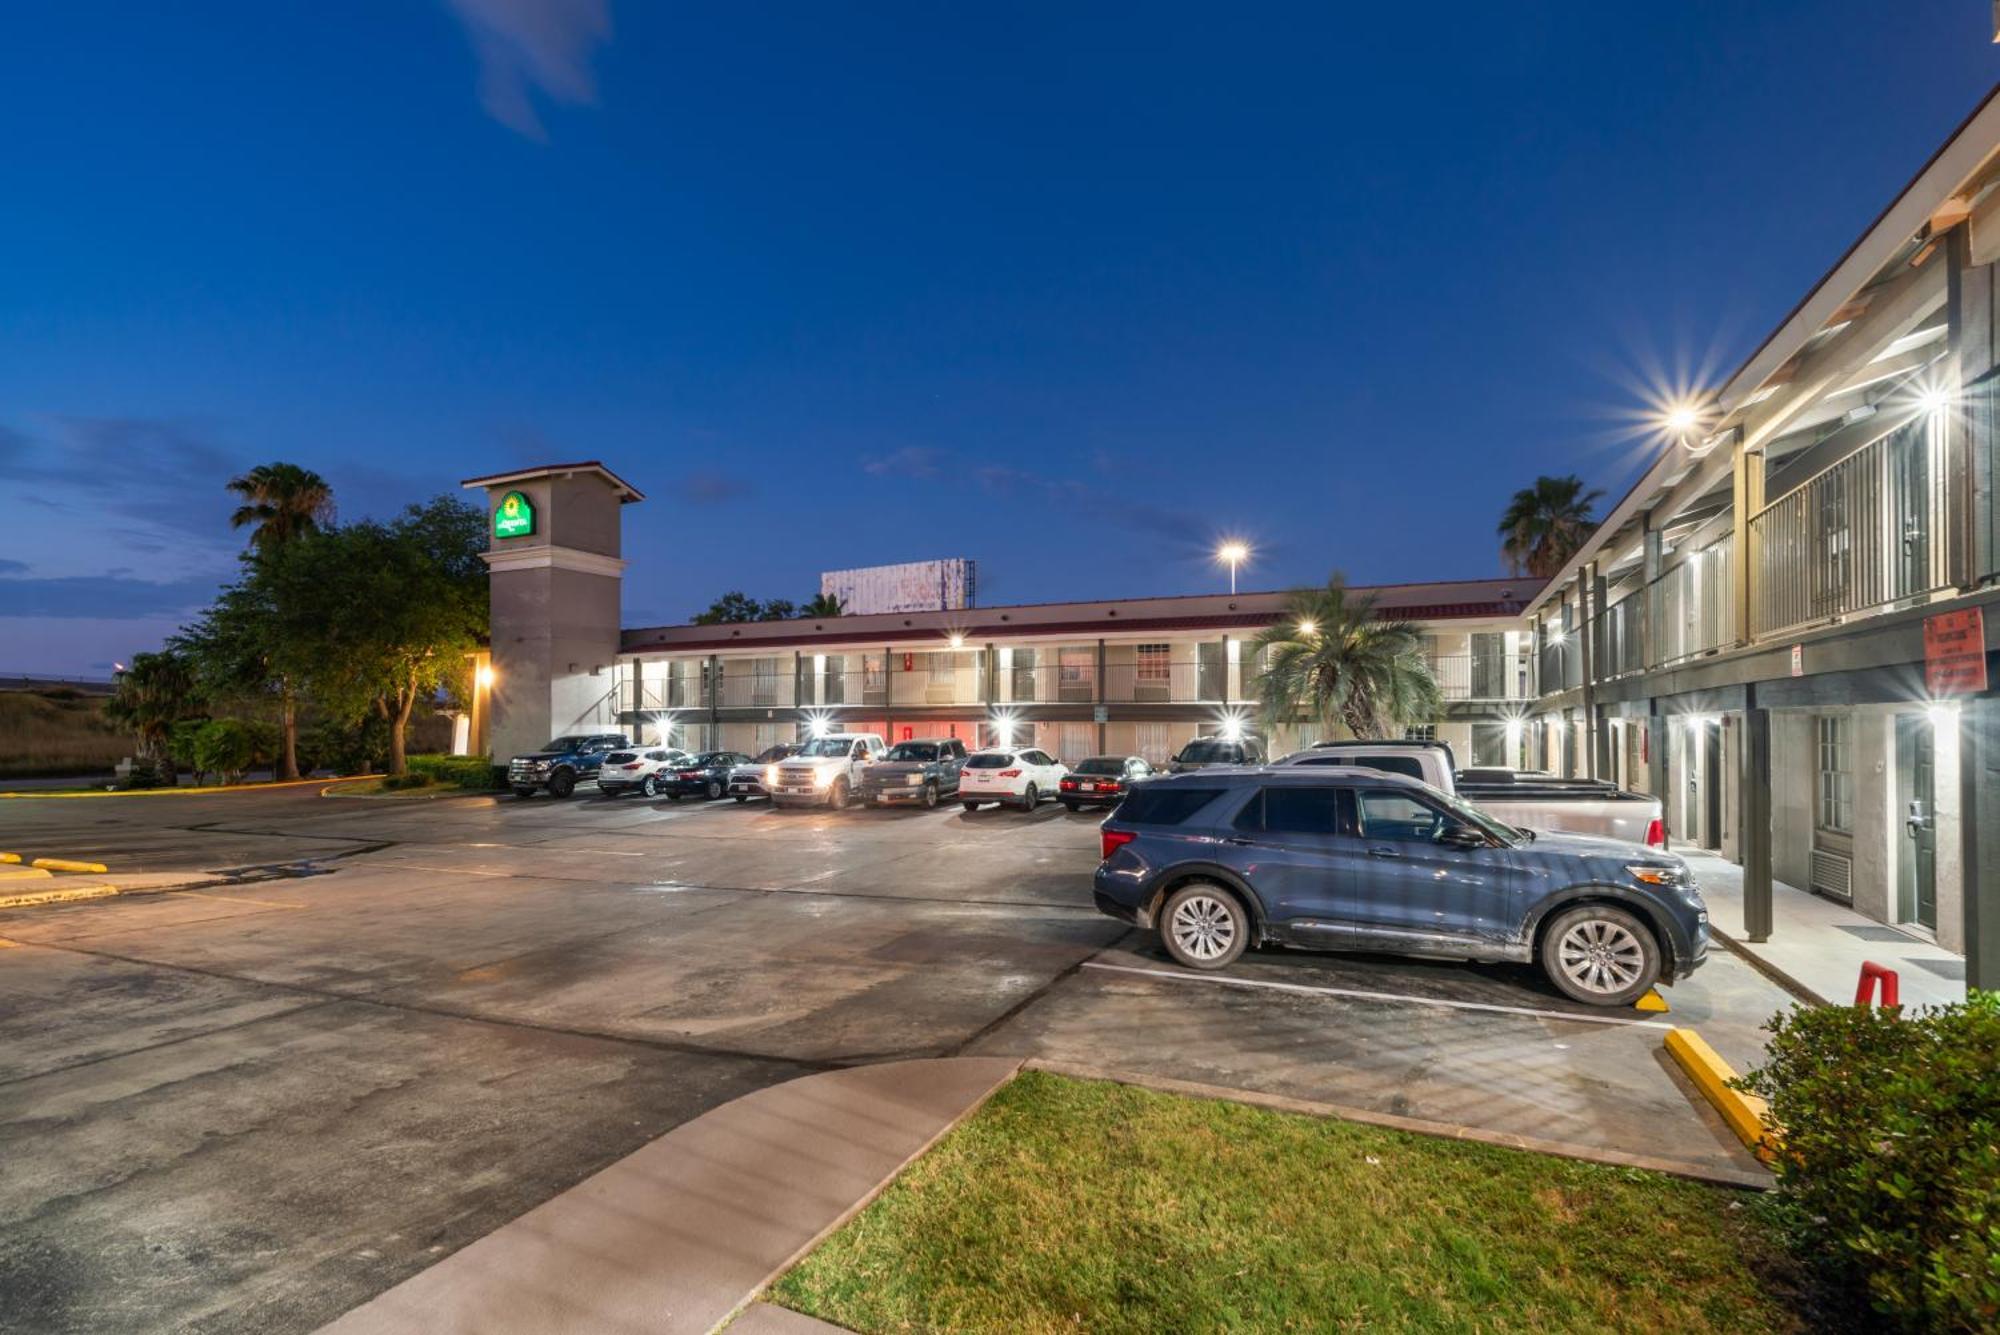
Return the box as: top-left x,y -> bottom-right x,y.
1928,701 -> 1960,729
989,709 -> 1018,747
804,711 -> 833,738
1665,404 -> 1701,433
1215,540 -> 1251,594
948,633 -> 966,649
475,664 -> 495,689
1296,619 -> 1317,637
1919,384 -> 1954,415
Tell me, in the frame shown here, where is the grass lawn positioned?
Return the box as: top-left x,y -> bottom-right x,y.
770,1071 -> 1800,1334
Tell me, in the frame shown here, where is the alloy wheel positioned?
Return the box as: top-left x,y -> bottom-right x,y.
1556,919 -> 1647,996
1170,894 -> 1237,963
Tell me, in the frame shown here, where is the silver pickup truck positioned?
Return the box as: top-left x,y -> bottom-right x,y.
1275,741 -> 1666,848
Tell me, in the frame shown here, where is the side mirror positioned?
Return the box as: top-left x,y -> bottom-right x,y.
1439,824 -> 1486,850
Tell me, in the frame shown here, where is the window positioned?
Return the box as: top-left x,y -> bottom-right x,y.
1135,643 -> 1170,682
1057,725 -> 1096,766
1403,724 -> 1437,742
1235,786 -> 1352,835
1136,724 -> 1171,767
928,652 -> 956,686
966,753 -> 1015,769
1294,753 -> 1427,781
1116,787 -> 1224,826
1817,716 -> 1853,834
1058,647 -> 1095,701
1357,790 -> 1445,842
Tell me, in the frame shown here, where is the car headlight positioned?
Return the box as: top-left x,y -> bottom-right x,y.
765,765 -> 779,785
906,772 -> 923,785
1626,863 -> 1685,888
814,766 -> 835,787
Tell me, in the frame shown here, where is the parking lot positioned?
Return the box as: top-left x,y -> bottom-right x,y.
0,783 -> 1791,1333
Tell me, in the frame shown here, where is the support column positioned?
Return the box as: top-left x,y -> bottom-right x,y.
1962,694 -> 2000,990
883,645 -> 895,742
1731,434 -> 1764,647
1740,689 -> 1773,942
1590,565 -> 1611,779
1646,705 -> 1668,815
706,654 -> 720,751
1096,638 -> 1108,753
1641,516 -> 1662,670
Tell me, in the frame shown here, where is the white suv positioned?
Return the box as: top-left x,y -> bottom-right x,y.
960,747 -> 1067,811
596,747 -> 692,798
767,733 -> 889,809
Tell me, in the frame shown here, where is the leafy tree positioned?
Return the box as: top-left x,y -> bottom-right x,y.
1498,475 -> 1602,579
192,719 -> 254,784
693,591 -> 767,624
264,496 -> 486,775
174,572 -> 308,779
228,462 -> 335,553
105,650 -> 204,776
800,592 -> 845,619
1248,576 -> 1442,740
761,598 -> 798,621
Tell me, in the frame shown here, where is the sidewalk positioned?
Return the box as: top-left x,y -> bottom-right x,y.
1682,853 -> 1967,1009
317,1057 -> 1019,1335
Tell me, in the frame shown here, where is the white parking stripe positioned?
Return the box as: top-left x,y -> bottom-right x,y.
1080,961 -> 1676,1030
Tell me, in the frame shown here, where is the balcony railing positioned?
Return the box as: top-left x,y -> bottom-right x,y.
1648,538 -> 1734,668
1428,654 -> 1519,700
1749,415 -> 1949,638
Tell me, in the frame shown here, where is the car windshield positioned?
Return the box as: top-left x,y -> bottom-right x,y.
605,752 -> 638,763
885,743 -> 939,761
753,745 -> 799,763
687,753 -> 727,765
544,736 -> 596,751
796,737 -> 857,757
1174,739 -> 1241,763
1075,758 -> 1125,775
965,753 -> 1014,769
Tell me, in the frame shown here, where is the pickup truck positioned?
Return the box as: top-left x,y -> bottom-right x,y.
507,733 -> 632,799
767,732 -> 890,809
1275,741 -> 1665,848
858,737 -> 968,808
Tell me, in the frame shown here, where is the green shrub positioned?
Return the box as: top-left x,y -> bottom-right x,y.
192,719 -> 255,783
1740,991 -> 2000,1331
379,772 -> 434,791
305,717 -> 389,775
404,753 -> 500,790
118,756 -> 166,790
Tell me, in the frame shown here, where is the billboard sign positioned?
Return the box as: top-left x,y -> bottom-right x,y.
821,559 -> 977,615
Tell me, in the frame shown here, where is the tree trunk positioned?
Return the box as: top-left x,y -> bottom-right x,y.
389,686 -> 416,776
279,681 -> 300,781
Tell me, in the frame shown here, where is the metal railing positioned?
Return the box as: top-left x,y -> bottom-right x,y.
1427,654 -> 1519,700
1648,537 -> 1734,668
1749,415 -> 1949,638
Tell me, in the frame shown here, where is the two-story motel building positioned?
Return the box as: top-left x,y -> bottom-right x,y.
461,88 -> 2000,990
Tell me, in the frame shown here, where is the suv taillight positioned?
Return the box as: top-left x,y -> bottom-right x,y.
1101,829 -> 1137,861
997,769 -> 1021,778
1645,818 -> 1666,848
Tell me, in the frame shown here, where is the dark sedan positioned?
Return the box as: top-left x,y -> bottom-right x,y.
658,751 -> 750,800
1058,755 -> 1155,811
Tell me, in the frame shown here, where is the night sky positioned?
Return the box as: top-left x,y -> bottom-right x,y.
3,3 -> 1995,674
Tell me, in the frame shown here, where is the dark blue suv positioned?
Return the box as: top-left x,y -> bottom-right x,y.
1093,768 -> 1707,1007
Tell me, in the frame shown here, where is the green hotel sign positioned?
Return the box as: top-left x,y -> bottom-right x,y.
493,490 -> 536,540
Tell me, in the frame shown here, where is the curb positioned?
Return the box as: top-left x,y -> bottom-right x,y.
0,776 -> 347,800
1708,924 -> 1830,1007
1663,1028 -> 1779,1165
0,883 -> 121,910
0,867 -> 55,883
31,857 -> 109,874
1023,1059 -> 1772,1190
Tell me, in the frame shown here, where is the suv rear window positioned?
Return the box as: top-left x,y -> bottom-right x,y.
1075,758 -> 1124,775
1114,786 -> 1224,826
965,753 -> 1015,769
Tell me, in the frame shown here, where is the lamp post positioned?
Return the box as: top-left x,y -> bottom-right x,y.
1217,541 -> 1249,595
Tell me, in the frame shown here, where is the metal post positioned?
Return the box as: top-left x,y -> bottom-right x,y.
705,654 -> 720,752
1963,694 -> 2000,989
1096,638 -> 1108,753
1646,706 -> 1668,822
1740,690 -> 1773,942
1731,435 -> 1764,647
883,645 -> 895,743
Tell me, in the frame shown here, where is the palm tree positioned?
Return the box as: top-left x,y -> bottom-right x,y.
1498,475 -> 1602,579
226,462 -> 333,778
228,462 -> 335,553
800,592 -> 846,619
1249,576 -> 1442,741
106,650 -> 203,780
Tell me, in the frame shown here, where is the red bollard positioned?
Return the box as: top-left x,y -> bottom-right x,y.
1855,961 -> 1900,1009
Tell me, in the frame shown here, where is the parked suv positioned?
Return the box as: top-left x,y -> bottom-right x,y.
1168,735 -> 1265,771
859,738 -> 968,808
959,747 -> 1067,811
507,733 -> 631,798
1092,768 -> 1707,1006
596,747 -> 693,798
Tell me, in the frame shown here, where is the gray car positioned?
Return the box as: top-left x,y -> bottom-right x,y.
1092,767 -> 1708,1007
858,738 -> 968,808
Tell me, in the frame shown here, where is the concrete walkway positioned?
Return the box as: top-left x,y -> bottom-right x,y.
317,1057 -> 1019,1335
1683,853 -> 1966,1009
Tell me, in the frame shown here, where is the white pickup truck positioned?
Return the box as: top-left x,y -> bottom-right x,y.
766,732 -> 889,809
1275,741 -> 1666,848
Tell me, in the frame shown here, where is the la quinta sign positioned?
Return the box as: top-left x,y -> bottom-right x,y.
493,490 -> 535,540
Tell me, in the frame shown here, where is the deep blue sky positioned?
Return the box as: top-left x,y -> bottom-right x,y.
2,3 -> 1996,673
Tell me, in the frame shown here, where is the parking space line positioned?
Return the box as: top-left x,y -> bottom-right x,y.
1080,961 -> 1677,1030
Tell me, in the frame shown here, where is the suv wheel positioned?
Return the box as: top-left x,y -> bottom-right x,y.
1159,882 -> 1248,970
706,779 -> 722,799
1061,799 -> 1079,813
1021,783 -> 1039,811
922,780 -> 938,809
547,769 -> 575,799
962,800 -> 980,811
1540,904 -> 1660,1006
828,777 -> 849,809
640,774 -> 659,798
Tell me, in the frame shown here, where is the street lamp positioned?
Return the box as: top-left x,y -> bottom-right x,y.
1216,541 -> 1250,594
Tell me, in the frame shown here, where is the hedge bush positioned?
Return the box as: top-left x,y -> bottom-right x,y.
1740,991 -> 1999,1331
403,753 -> 500,790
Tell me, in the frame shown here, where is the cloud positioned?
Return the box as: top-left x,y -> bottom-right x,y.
676,470 -> 752,504
442,0 -> 612,141
0,572 -> 222,620
861,446 -> 947,479
972,462 -> 1211,554
0,559 -> 26,575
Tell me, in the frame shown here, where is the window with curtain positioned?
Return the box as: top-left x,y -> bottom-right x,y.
1816,715 -> 1852,833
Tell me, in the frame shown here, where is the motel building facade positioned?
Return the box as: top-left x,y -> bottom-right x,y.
458,90 -> 2000,992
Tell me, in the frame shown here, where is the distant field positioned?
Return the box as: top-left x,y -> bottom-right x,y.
0,688 -> 129,777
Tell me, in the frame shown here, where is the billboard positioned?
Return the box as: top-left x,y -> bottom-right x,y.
821,559 -> 977,615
